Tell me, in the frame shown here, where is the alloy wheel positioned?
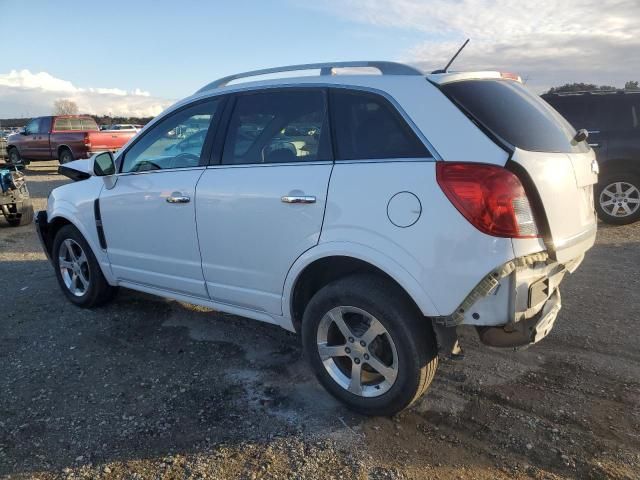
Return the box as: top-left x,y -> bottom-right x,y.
599,181 -> 640,218
316,306 -> 398,397
58,238 -> 90,297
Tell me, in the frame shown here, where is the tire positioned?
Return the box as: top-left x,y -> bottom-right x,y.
595,172 -> 640,225
58,148 -> 74,164
52,224 -> 117,307
302,274 -> 438,416
6,198 -> 34,227
7,147 -> 21,165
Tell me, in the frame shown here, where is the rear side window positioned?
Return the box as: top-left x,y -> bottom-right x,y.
330,90 -> 429,160
222,89 -> 330,165
441,80 -> 588,153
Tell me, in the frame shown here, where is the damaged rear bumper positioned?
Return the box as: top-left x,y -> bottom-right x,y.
476,289 -> 561,348
432,251 -> 584,350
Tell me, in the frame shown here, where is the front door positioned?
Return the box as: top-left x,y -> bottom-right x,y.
20,118 -> 40,158
99,98 -> 222,298
196,89 -> 332,314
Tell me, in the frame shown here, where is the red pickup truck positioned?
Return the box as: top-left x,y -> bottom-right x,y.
6,115 -> 136,165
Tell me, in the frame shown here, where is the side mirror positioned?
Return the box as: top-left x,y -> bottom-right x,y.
94,151 -> 116,176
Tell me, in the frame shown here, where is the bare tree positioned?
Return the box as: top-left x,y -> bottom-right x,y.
52,99 -> 79,115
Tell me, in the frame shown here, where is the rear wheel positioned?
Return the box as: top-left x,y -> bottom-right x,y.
58,148 -> 74,164
302,274 -> 438,416
596,172 -> 640,225
52,225 -> 117,307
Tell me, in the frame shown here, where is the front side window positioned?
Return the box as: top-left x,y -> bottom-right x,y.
222,89 -> 329,165
38,117 -> 52,134
121,99 -> 220,173
330,90 -> 429,160
24,118 -> 40,135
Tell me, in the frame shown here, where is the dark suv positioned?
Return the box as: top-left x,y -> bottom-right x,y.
543,90 -> 640,225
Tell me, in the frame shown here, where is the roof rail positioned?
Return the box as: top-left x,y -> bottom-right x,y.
196,61 -> 423,93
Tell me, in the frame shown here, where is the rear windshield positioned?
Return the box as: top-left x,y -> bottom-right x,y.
54,118 -> 99,131
440,79 -> 588,154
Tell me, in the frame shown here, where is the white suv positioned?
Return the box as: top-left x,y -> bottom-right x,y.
36,62 -> 598,415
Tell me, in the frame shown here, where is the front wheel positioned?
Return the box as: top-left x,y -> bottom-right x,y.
302,274 -> 438,416
52,225 -> 117,307
596,173 -> 640,225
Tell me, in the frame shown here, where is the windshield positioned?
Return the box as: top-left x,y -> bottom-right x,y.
440,79 -> 589,154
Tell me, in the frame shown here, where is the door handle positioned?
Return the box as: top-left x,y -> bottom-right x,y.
166,192 -> 191,203
281,195 -> 316,204
589,143 -> 600,148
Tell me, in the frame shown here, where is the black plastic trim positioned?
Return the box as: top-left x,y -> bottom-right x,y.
93,199 -> 107,250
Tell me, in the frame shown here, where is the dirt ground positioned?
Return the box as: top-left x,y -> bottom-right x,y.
1,161 -> 638,480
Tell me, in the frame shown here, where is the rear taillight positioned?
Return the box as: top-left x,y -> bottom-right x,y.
436,162 -> 539,238
84,133 -> 91,149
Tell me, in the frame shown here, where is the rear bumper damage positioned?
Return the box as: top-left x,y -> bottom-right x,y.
432,251 -> 585,352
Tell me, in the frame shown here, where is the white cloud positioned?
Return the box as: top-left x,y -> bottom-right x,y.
303,0 -> 640,91
0,69 -> 172,117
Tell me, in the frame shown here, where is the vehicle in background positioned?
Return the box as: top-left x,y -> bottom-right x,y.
103,124 -> 141,132
0,167 -> 32,227
37,62 -> 597,416
543,90 -> 640,225
5,116 -> 136,165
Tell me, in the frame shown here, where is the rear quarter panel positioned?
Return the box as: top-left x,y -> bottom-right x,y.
50,132 -> 88,159
318,160 -> 516,316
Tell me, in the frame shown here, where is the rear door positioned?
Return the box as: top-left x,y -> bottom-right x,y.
196,88 -> 332,314
99,98 -> 223,297
440,79 -> 598,262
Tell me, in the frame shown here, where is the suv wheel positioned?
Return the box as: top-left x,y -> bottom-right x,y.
302,274 -> 438,416
53,225 -> 117,307
596,173 -> 640,225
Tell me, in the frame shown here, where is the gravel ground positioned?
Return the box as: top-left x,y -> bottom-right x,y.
1,161 -> 638,480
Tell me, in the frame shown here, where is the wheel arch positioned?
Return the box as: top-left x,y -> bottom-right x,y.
57,144 -> 73,159
283,243 -> 439,333
46,211 -> 116,285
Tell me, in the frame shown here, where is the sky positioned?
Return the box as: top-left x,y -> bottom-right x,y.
1,0 -> 638,118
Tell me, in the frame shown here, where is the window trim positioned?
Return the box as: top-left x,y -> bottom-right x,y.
328,87 -> 433,162
116,96 -> 227,175
215,87 -> 333,167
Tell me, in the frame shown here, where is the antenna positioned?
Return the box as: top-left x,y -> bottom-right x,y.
432,39 -> 470,74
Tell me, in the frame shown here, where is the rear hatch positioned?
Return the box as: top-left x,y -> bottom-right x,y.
436,75 -> 598,262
